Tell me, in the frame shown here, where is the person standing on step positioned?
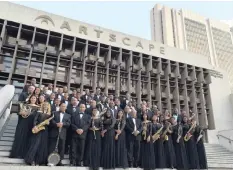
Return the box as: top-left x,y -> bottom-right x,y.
70,103 -> 91,166
48,103 -> 71,166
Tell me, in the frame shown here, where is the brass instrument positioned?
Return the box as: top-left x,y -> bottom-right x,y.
176,124 -> 183,143
19,103 -> 39,118
91,117 -> 97,140
196,129 -> 203,144
152,125 -> 163,143
161,122 -> 171,141
32,115 -> 54,134
184,121 -> 196,142
25,94 -> 32,103
115,119 -> 121,140
142,121 -> 150,140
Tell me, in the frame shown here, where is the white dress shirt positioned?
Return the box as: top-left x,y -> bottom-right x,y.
60,112 -> 64,123
80,113 -> 83,119
132,118 -> 137,131
56,106 -> 60,111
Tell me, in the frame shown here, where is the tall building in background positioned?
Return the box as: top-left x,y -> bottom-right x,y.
150,4 -> 233,91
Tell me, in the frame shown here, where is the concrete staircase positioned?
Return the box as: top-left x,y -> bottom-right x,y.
0,113 -> 233,170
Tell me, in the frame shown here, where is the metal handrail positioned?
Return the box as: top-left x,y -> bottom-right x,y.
0,100 -> 13,120
218,129 -> 233,133
217,134 -> 233,142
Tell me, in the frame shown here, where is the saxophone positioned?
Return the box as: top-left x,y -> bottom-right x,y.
161,122 -> 171,141
32,115 -> 54,134
184,121 -> 196,142
152,124 -> 163,143
91,117 -> 96,140
115,119 -> 121,140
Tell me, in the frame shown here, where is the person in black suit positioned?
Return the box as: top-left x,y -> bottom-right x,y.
22,78 -> 36,93
108,100 -> 118,118
51,98 -> 61,113
71,104 -> 91,166
114,97 -> 123,111
93,87 -> 101,103
61,93 -> 70,106
138,104 -> 153,120
80,89 -> 91,105
56,88 -> 64,101
69,90 -> 77,101
85,100 -> 99,116
125,109 -> 142,168
48,103 -> 71,164
18,85 -> 35,102
65,97 -> 80,154
121,92 -> 132,110
47,93 -> 56,106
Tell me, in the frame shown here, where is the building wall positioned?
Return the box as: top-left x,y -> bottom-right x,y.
208,69 -> 233,143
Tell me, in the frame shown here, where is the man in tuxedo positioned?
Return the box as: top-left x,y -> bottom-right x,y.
48,103 -> 71,165
22,78 -> 36,93
61,93 -> 69,106
69,89 -> 77,101
19,85 -> 35,102
47,93 -> 56,106
65,97 -> 80,154
56,88 -> 64,101
71,103 -> 91,166
121,92 -> 132,109
114,97 -> 122,111
108,100 -> 118,118
125,109 -> 142,168
124,105 -> 131,119
93,87 -> 101,103
51,98 -> 61,113
85,99 -> 99,115
138,104 -> 153,120
80,89 -> 91,105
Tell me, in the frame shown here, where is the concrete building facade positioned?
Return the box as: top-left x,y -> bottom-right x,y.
150,4 -> 233,92
0,2 -> 232,143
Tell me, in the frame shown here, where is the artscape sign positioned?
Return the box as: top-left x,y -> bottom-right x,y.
35,15 -> 165,55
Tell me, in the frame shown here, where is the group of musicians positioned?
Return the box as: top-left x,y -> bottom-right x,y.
10,78 -> 207,170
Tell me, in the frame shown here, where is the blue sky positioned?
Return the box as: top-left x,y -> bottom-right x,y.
13,1 -> 233,40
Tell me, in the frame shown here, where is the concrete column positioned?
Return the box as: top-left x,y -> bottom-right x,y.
115,48 -> 122,97
173,61 -> 180,112
80,40 -> 88,92
137,53 -> 142,106
8,23 -> 22,84
147,55 -> 152,107
54,34 -> 64,88
24,27 -> 36,85
39,31 -> 50,87
157,57 -> 162,110
104,46 -> 111,96
165,60 -> 171,112
67,37 -> 76,91
0,20 -> 7,52
206,84 -> 215,130
93,42 -> 100,93
127,51 -> 132,94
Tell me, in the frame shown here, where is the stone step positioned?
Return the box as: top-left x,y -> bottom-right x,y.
0,146 -> 11,151
0,141 -> 13,146
5,126 -> 16,130
2,133 -> 15,137
0,137 -> 14,142
4,129 -> 15,134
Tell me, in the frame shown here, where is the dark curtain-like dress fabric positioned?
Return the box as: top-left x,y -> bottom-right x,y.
10,110 -> 37,159
183,123 -> 200,169
171,124 -> 189,169
115,119 -> 128,168
101,117 -> 116,169
140,121 -> 156,170
151,123 -> 166,168
24,111 -> 50,165
163,125 -> 177,168
83,118 -> 102,170
195,125 -> 208,169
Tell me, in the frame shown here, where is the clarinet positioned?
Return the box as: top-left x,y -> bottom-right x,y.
92,117 -> 96,140
115,119 -> 121,140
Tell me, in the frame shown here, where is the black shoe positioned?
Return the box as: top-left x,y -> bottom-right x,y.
129,161 -> 133,168
80,161 -> 83,166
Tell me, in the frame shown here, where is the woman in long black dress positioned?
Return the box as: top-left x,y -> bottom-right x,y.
170,116 -> 189,169
101,109 -> 116,169
162,118 -> 176,169
115,110 -> 128,168
10,95 -> 39,158
140,113 -> 156,170
34,87 -> 41,104
24,102 -> 52,165
84,108 -> 102,170
182,116 -> 200,169
151,114 -> 166,168
195,125 -> 208,169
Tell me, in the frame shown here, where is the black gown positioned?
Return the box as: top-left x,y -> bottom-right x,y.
101,117 -> 116,169
162,124 -> 177,168
10,108 -> 37,159
84,117 -> 102,170
151,123 -> 166,168
195,125 -> 208,169
115,119 -> 128,168
183,123 -> 200,169
171,124 -> 189,169
24,111 -> 51,165
140,121 -> 156,170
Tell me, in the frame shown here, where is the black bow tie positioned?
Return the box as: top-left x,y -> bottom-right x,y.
61,112 -> 65,115
80,113 -> 83,115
